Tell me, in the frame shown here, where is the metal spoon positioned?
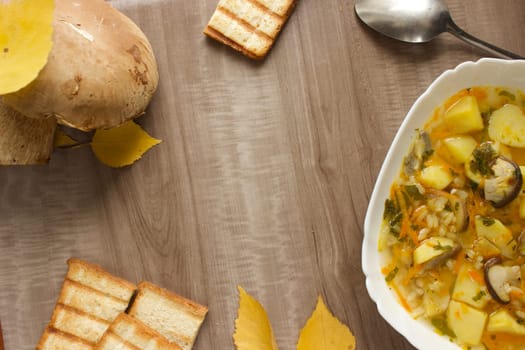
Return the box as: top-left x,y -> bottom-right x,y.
354,0 -> 523,59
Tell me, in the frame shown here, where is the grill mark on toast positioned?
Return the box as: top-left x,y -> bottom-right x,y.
50,303 -> 110,345
109,313 -> 181,350
67,258 -> 136,302
47,327 -> 93,344
216,6 -> 274,42
256,0 -> 295,17
64,278 -> 132,304
244,0 -> 284,20
53,303 -> 111,326
105,331 -> 141,350
58,279 -> 130,322
38,327 -> 93,349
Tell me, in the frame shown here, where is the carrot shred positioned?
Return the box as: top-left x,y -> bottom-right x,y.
468,269 -> 485,284
453,250 -> 465,274
469,87 -> 488,101
382,263 -> 397,276
403,264 -> 422,285
398,213 -> 419,245
510,289 -> 524,300
443,89 -> 469,110
426,188 -> 457,201
391,282 -> 412,313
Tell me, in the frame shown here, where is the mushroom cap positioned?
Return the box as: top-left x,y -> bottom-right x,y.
3,0 -> 159,131
484,257 -> 522,304
484,156 -> 522,208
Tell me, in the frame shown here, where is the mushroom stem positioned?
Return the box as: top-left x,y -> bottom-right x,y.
0,100 -> 56,165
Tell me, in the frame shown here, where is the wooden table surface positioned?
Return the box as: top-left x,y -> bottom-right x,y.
2,1 -> 525,349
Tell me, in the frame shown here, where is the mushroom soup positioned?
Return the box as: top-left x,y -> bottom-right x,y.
380,86 -> 525,349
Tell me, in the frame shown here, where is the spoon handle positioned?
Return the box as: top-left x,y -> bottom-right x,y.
446,18 -> 523,59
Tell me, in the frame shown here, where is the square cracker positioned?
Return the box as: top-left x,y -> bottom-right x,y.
204,0 -> 297,59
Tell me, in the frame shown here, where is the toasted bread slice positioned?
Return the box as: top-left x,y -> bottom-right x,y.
37,328 -> 93,350
58,279 -> 130,322
38,259 -> 137,347
67,258 -> 136,302
204,0 -> 297,59
49,304 -> 110,344
128,282 -> 208,350
95,313 -> 180,350
93,332 -> 137,350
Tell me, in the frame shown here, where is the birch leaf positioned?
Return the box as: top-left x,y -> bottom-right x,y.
53,128 -> 78,148
297,297 -> 356,350
0,0 -> 55,94
91,121 -> 161,168
233,286 -> 278,350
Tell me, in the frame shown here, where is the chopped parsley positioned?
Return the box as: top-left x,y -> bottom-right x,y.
482,217 -> 495,226
472,290 -> 486,302
433,242 -> 452,251
404,184 -> 423,201
384,199 -> 403,237
384,199 -> 398,220
385,267 -> 399,282
470,143 -> 496,176
499,90 -> 516,101
421,149 -> 434,164
481,110 -> 493,126
431,317 -> 456,338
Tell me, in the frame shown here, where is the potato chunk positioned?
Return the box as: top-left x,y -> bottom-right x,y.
444,96 -> 484,134
443,136 -> 478,164
418,165 -> 452,190
475,216 -> 517,259
446,300 -> 487,346
488,104 -> 525,148
487,310 -> 525,335
413,237 -> 456,265
452,262 -> 490,309
472,237 -> 501,259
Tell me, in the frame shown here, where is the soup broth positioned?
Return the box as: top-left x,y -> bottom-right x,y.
380,86 -> 525,349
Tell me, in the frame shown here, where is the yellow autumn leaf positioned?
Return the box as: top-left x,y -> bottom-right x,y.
91,121 -> 161,168
297,296 -> 356,350
0,0 -> 55,95
53,128 -> 79,148
233,286 -> 279,350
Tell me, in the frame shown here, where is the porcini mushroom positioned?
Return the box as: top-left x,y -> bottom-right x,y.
403,130 -> 433,176
3,0 -> 159,131
484,257 -> 522,304
484,156 -> 522,208
450,189 -> 469,232
518,231 -> 525,256
0,100 -> 56,165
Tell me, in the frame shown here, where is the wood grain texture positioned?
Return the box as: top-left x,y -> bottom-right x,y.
1,1 -> 525,349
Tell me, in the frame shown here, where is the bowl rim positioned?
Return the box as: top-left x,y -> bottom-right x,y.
362,58 -> 525,350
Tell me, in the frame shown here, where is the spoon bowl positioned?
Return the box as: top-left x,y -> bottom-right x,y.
355,0 -> 523,59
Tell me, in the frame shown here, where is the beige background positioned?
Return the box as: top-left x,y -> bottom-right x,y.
1,0 -> 525,349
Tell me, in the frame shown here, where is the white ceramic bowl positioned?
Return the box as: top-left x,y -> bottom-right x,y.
362,58 -> 525,350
